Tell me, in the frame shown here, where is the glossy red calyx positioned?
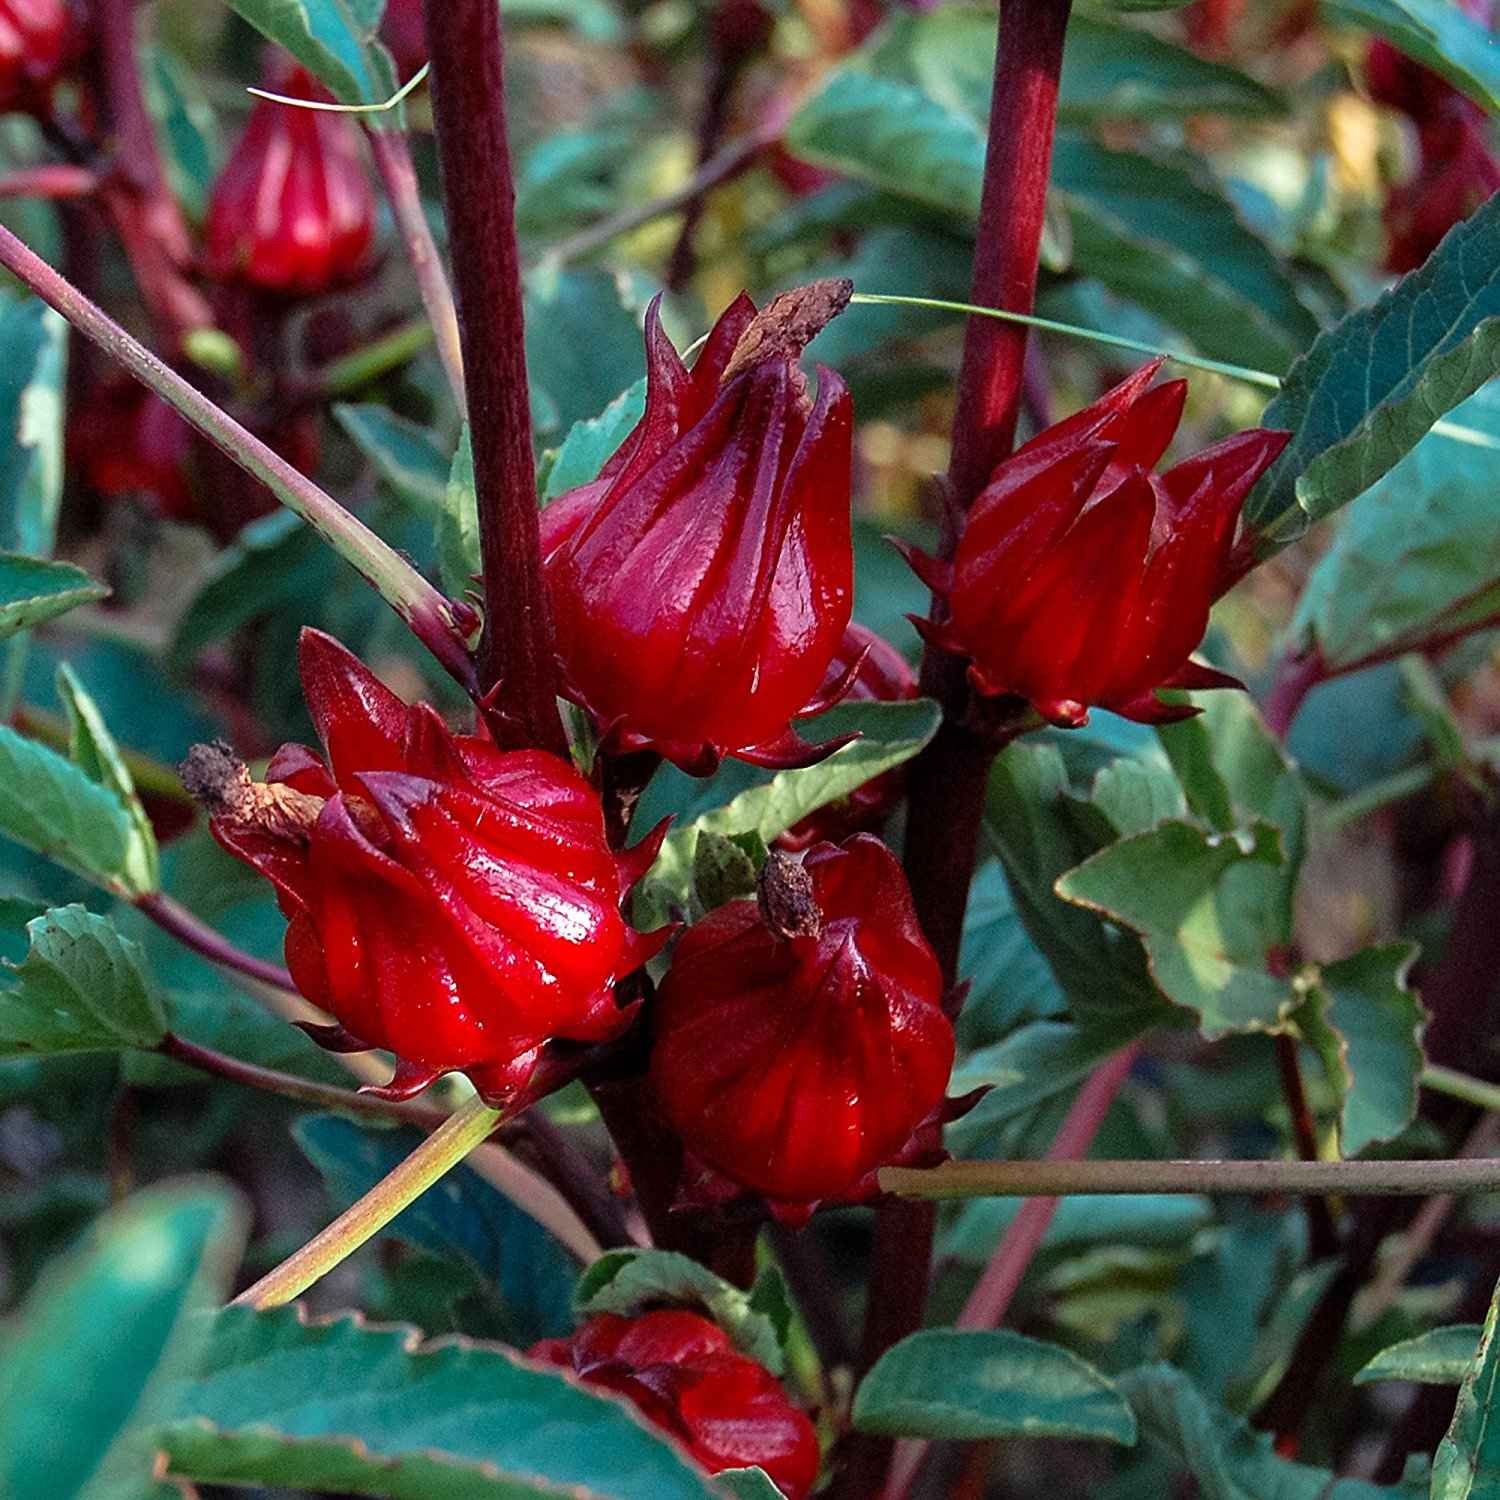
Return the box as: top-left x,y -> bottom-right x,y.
540,281 -> 856,776
198,629 -> 669,1104
777,622 -> 919,851
529,1310 -> 820,1499
902,361 -> 1291,728
0,0 -> 76,115
204,55 -> 377,296
649,835 -> 955,1216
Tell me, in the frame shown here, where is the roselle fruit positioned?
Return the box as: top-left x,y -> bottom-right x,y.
204,55 -> 376,296
649,836 -> 954,1216
541,282 -> 855,775
529,1310 -> 820,1498
0,0 -> 76,115
903,361 -> 1290,727
192,630 -> 668,1104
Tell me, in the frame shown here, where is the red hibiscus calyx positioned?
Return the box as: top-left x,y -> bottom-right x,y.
183,629 -> 670,1107
900,360 -> 1291,728
649,835 -> 957,1223
0,0 -> 79,116
541,280 -> 858,776
529,1309 -> 820,1499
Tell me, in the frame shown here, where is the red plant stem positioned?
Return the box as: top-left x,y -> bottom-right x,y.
364,127 -> 466,412
1275,1032 -> 1339,1259
846,8 -> 1074,1496
135,891 -> 297,993
93,0 -> 214,347
1261,646 -> 1326,741
883,1044 -> 1140,1500
421,0 -> 566,756
0,164 -> 98,199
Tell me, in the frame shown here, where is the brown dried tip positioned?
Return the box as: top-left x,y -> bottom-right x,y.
179,739 -> 323,841
757,851 -> 822,941
721,277 -> 854,385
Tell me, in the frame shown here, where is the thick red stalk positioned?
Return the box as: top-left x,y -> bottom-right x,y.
421,0 -> 566,756
847,6 -> 1075,1496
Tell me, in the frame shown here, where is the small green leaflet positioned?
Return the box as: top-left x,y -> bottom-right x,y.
222,0 -> 396,106
1432,1274 -> 1500,1498
1356,1325 -> 1483,1387
0,553 -> 105,643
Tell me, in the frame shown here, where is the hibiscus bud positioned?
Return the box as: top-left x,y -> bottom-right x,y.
649,835 -> 954,1214
541,281 -> 856,775
0,0 -> 77,116
189,630 -> 669,1104
529,1310 -> 820,1499
902,362 -> 1290,728
204,55 -> 376,296
1383,113 -> 1500,272
70,380 -> 196,522
777,622 -> 919,852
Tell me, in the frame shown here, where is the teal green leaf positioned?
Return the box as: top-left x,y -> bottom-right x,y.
575,1248 -> 787,1376
334,404 -> 452,518
141,43 -> 222,222
57,663 -> 159,896
853,1329 -> 1137,1444
943,1193 -> 1213,1265
0,905 -> 166,1056
295,1113 -> 578,1345
0,298 -> 66,558
1431,1271 -> 1500,1498
1356,1325 -> 1482,1386
0,553 -> 105,642
156,1305 -> 726,1499
1247,192 -> 1500,551
1301,943 -> 1424,1156
1122,1363 -> 1409,1497
0,725 -> 137,891
1057,820 -> 1297,1038
437,427 -> 478,599
1326,0 -> 1500,116
715,1470 -> 783,1500
637,698 -> 939,924
222,0 -> 394,105
1286,384 -> 1500,674
540,377 -> 646,502
0,1182 -> 243,1500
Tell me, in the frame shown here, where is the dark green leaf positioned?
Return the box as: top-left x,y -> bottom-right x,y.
0,726 -> 138,892
0,553 -> 105,642
1326,0 -> 1500,115
334,404 -> 452,518
156,1305 -> 725,1499
222,0 -> 394,104
853,1329 -> 1137,1444
295,1114 -> 579,1345
0,298 -> 66,558
540,378 -> 646,502
1058,820 -> 1296,1038
576,1248 -> 787,1376
1247,192 -> 1500,550
1432,1271 -> 1500,1497
0,1182 -> 243,1500
0,905 -> 166,1056
1356,1325 -> 1482,1386
437,427 -> 478,599
1122,1363 -> 1410,1498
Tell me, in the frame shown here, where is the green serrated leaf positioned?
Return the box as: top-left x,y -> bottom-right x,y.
56,664 -> 159,896
1356,1325 -> 1482,1386
1327,0 -> 1500,115
691,831 -> 761,916
853,1329 -> 1137,1444
223,0 -> 392,104
0,905 -> 166,1056
0,553 -> 105,642
541,378 -> 647,502
155,1305 -> 725,1500
334,404 -> 452,518
576,1248 -> 787,1376
1301,943 -> 1424,1156
1057,820 -> 1296,1038
0,725 -> 139,892
438,427 -> 479,598
295,1114 -> 579,1346
1430,1272 -> 1500,1498
0,1182 -> 243,1500
1248,192 -> 1500,551
637,698 -> 939,925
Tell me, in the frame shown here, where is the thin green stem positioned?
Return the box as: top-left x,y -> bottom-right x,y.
1318,762 -> 1446,831
313,320 -> 436,398
0,224 -> 477,695
880,1156 -> 1500,1199
1423,1065 -> 1500,1115
233,1094 -> 503,1309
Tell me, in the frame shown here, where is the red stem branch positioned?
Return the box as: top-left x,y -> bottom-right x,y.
421,0 -> 566,755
